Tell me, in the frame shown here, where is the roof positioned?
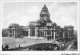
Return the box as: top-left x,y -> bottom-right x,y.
46,23 -> 52,26
64,25 -> 74,28
42,5 -> 48,11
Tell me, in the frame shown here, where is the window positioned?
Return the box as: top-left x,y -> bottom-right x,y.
10,31 -> 12,33
47,31 -> 51,35
23,31 -> 28,36
30,29 -> 35,36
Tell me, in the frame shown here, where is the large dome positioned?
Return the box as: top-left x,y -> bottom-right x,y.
40,5 -> 49,14
42,5 -> 48,11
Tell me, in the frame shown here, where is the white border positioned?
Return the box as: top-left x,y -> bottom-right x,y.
0,0 -> 80,55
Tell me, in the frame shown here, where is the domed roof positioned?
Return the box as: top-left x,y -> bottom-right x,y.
40,4 -> 49,15
42,5 -> 48,11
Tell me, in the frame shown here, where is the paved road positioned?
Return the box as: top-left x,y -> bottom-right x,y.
2,37 -> 54,49
64,39 -> 76,50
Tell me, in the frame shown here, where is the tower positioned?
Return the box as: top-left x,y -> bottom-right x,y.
40,5 -> 52,23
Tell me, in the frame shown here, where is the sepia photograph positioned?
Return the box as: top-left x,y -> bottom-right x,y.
1,1 -> 78,51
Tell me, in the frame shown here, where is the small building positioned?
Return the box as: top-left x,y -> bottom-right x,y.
8,23 -> 23,38
64,25 -> 74,38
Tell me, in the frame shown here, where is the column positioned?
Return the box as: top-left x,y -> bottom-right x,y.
35,27 -> 37,38
42,31 -> 43,37
46,31 -> 47,38
12,31 -> 13,37
68,31 -> 69,38
44,31 -> 45,37
53,26 -> 56,41
54,31 -> 55,41
45,31 -> 47,39
51,28 -> 52,40
63,32 -> 65,38
14,31 -> 15,37
42,29 -> 43,37
45,31 -> 46,38
28,28 -> 30,38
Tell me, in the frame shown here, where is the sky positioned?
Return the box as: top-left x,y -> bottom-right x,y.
2,2 -> 77,30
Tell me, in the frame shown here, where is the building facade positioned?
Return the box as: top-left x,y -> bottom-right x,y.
3,5 -> 74,40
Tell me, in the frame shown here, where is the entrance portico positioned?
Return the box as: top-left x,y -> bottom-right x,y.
44,29 -> 56,41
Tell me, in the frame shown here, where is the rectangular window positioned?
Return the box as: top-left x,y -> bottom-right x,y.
10,31 -> 12,33
30,29 -> 35,36
47,31 -> 51,35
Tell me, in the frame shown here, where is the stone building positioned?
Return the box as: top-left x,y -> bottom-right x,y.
4,5 -> 74,40
7,24 -> 23,38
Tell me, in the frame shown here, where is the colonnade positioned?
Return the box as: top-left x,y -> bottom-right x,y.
24,27 -> 73,39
